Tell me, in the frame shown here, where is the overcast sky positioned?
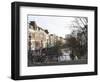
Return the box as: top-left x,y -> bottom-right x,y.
28,15 -> 76,38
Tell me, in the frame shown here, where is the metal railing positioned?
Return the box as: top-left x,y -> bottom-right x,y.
28,48 -> 87,65
29,52 -> 71,64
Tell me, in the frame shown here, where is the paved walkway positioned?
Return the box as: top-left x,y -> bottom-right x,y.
28,59 -> 87,67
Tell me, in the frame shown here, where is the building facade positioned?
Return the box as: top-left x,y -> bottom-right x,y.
28,21 -> 66,51
28,21 -> 49,50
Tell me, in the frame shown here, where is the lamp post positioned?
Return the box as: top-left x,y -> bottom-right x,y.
28,33 -> 32,63
29,33 -> 32,51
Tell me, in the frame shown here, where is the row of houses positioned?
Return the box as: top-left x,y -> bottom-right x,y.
28,21 -> 66,51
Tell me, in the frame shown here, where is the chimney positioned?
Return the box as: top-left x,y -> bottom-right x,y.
30,21 -> 36,26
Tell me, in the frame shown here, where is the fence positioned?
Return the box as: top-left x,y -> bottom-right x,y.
30,54 -> 71,64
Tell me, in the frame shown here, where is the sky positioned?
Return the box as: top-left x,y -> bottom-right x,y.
28,15 -> 76,38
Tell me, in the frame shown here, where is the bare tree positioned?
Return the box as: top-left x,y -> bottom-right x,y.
65,17 -> 88,59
